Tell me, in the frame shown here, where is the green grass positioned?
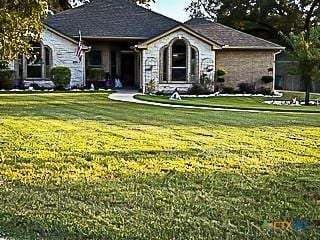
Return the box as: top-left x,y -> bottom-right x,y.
0,92 -> 319,239
135,91 -> 320,113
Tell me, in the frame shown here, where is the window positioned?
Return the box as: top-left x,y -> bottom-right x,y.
162,47 -> 168,82
45,46 -> 52,79
190,47 -> 198,82
23,43 -> 53,80
27,43 -> 42,78
17,54 -> 23,80
160,38 -> 199,83
171,40 -> 187,81
88,50 -> 102,67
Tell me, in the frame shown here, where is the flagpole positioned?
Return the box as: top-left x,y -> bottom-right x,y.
78,30 -> 85,87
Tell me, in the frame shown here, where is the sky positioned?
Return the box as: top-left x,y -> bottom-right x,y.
149,0 -> 192,23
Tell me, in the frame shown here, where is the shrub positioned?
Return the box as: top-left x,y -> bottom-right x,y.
216,68 -> 227,76
188,83 -> 206,95
87,68 -> 105,82
237,82 -> 255,94
222,86 -> 237,94
0,61 -> 8,70
0,70 -> 16,90
217,77 -> 225,83
28,83 -> 42,90
216,68 -> 227,85
155,90 -> 164,96
256,87 -> 272,96
50,66 -> 71,89
261,76 -> 273,84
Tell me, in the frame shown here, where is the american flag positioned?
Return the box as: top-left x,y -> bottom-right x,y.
76,30 -> 83,62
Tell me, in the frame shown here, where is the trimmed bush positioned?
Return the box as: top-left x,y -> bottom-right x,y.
237,82 -> 255,94
216,68 -> 227,84
87,68 -> 105,82
0,70 -> 16,90
256,87 -> 272,96
217,77 -> 225,83
222,86 -> 237,94
261,76 -> 273,84
216,68 -> 227,76
50,66 -> 71,89
0,61 -> 8,70
188,83 -> 206,95
29,83 -> 42,90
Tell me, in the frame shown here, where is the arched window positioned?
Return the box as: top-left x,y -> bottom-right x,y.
171,40 -> 187,81
160,38 -> 199,83
25,42 -> 52,80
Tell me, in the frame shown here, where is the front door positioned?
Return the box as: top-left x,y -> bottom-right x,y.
121,53 -> 135,87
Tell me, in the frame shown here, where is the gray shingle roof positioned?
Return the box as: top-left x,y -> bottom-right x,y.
184,18 -> 283,49
44,0 -> 283,49
44,0 -> 180,39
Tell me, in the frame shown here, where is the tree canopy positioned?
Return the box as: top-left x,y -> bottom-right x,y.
187,0 -> 320,44
0,0 -> 48,65
282,26 -> 320,104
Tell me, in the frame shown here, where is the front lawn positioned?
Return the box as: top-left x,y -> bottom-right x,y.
0,93 -> 319,239
135,91 -> 320,113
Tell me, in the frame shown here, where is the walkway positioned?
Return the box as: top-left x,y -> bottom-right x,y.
108,90 -> 318,114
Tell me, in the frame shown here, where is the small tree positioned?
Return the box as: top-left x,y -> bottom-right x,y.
282,27 -> 320,105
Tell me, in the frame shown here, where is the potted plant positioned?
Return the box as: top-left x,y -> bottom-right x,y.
261,76 -> 273,84
87,68 -> 105,89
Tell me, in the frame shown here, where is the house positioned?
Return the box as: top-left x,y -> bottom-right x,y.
11,0 -> 285,93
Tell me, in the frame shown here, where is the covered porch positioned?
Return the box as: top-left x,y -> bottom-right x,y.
84,39 -> 143,89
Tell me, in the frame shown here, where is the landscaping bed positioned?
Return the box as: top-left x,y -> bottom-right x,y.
135,91 -> 320,113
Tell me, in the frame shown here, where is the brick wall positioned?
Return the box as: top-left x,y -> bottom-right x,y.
216,50 -> 275,89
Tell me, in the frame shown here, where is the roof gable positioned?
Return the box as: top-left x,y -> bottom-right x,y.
44,0 -> 180,39
137,25 -> 222,49
185,18 -> 284,50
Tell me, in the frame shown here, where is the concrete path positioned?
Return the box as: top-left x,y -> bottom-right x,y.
108,90 -> 319,115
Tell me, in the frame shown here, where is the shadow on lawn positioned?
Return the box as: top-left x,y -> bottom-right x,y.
0,163 -> 319,239
0,94 -> 319,128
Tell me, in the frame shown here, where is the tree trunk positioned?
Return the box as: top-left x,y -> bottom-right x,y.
304,75 -> 312,106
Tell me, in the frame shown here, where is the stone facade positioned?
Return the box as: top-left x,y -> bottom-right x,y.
14,29 -> 277,92
142,30 -> 215,93
215,50 -> 275,90
41,29 -> 85,87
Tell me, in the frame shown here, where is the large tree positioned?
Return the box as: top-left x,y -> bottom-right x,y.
0,0 -> 48,65
187,0 -> 320,44
282,27 -> 320,105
